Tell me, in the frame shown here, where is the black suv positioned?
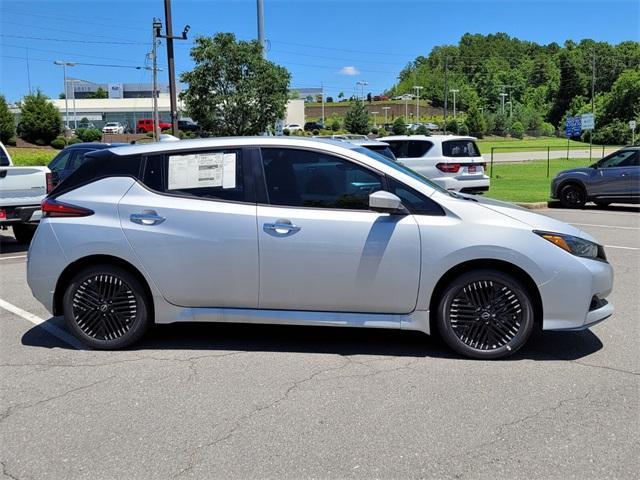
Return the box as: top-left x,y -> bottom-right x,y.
304,121 -> 325,131
178,119 -> 201,132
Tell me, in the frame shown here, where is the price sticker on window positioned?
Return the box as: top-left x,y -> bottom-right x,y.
168,152 -> 236,190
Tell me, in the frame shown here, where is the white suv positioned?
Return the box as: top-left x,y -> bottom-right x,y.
379,135 -> 489,194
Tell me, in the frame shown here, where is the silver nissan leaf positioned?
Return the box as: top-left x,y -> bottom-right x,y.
26,137 -> 614,359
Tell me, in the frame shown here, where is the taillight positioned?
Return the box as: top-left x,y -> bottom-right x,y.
436,163 -> 461,173
41,198 -> 94,218
46,172 -> 53,193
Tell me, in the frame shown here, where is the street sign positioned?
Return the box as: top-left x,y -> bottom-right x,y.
581,113 -> 595,130
565,116 -> 582,137
630,120 -> 637,130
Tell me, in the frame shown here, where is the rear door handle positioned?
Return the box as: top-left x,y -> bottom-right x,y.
263,220 -> 301,235
130,210 -> 165,226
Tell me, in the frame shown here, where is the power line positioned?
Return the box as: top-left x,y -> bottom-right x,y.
1,54 -> 147,69
0,33 -> 147,45
1,20 -> 148,44
1,9 -> 145,32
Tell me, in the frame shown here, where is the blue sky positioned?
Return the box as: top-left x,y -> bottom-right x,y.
1,0 -> 638,103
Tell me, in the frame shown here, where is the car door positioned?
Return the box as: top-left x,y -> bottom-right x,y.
592,150 -> 639,198
256,147 -> 421,315
118,148 -> 259,308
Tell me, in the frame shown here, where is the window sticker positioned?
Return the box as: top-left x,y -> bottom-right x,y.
168,152 -> 236,190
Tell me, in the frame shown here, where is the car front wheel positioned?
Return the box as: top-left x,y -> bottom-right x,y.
63,265 -> 151,349
559,184 -> 586,208
436,269 -> 535,359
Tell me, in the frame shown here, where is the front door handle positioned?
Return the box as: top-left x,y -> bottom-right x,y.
263,219 -> 301,235
130,210 -> 165,226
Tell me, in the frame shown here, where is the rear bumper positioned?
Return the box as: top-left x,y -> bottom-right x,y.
433,176 -> 490,193
0,205 -> 41,225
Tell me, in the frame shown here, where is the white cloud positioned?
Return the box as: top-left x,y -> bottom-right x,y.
339,66 -> 360,76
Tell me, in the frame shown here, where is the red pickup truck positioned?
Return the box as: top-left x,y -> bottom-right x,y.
136,118 -> 172,133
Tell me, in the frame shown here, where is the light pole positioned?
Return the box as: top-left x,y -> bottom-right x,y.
382,106 -> 390,126
371,111 -> 379,127
356,81 -> 368,102
450,89 -> 459,119
506,100 -> 512,119
54,60 -> 76,130
69,79 -> 79,129
413,85 -> 423,122
499,92 -> 508,114
404,94 -> 409,120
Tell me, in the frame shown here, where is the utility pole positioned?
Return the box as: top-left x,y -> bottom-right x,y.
257,0 -> 266,58
413,85 -> 423,122
450,89 -> 459,119
26,47 -> 32,94
499,92 -> 508,114
444,56 -> 448,134
321,82 -> 325,125
152,19 -> 162,141
356,81 -> 368,102
404,94 -> 408,121
71,80 -> 77,129
157,0 -> 189,137
590,54 -> 596,159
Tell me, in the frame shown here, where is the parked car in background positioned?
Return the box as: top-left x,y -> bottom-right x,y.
47,142 -> 127,189
77,122 -> 96,130
304,121 -> 325,131
285,123 -> 304,132
136,118 -> 172,133
338,138 -> 397,161
178,119 -> 200,132
102,122 -> 125,134
0,142 -> 51,243
380,135 -> 489,194
27,137 -> 613,359
551,146 -> 640,208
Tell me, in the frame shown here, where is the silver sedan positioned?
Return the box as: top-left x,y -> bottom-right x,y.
27,137 -> 614,359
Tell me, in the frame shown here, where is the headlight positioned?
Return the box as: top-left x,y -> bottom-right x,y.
534,230 -> 606,261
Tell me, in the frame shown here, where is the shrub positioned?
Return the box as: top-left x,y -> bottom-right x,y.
312,129 -> 320,136
458,122 -> 470,136
445,118 -> 458,133
414,124 -> 428,135
283,128 -> 290,136
6,136 -> 17,146
344,101 -> 370,134
67,137 -> 82,145
50,137 -> 66,149
540,122 -> 555,137
591,121 -> 631,145
330,119 -> 341,131
510,121 -> 524,139
392,117 -> 406,135
16,90 -> 62,145
370,127 -> 379,135
76,128 -> 102,142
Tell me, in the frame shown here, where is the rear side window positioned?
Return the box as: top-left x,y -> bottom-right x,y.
0,148 -> 9,166
260,148 -> 382,210
48,150 -> 73,173
68,149 -> 95,170
385,140 -> 433,158
142,149 -> 246,203
442,140 -> 480,157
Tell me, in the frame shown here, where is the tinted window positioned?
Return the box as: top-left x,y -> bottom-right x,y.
68,149 -> 95,170
261,148 -> 382,210
598,150 -> 638,168
0,148 -> 10,166
442,140 -> 481,157
364,145 -> 396,161
387,177 -> 444,216
385,140 -> 433,158
48,150 -> 73,173
144,149 -> 245,203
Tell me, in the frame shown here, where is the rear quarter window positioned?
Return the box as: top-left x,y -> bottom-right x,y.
442,140 -> 481,157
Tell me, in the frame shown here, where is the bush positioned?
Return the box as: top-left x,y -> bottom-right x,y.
344,101 -> 370,134
414,125 -> 428,135
16,90 -> 62,145
50,137 -> 66,149
458,122 -> 470,136
591,120 -> 631,145
76,128 -> 102,142
445,118 -> 458,133
330,119 -> 340,131
510,121 -> 525,139
283,128 -> 290,136
6,136 -> 17,146
540,122 -> 555,137
67,137 -> 82,145
312,129 -> 320,136
370,127 -> 379,135
392,117 -> 406,135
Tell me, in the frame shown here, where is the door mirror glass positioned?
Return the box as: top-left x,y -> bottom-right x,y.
369,190 -> 403,213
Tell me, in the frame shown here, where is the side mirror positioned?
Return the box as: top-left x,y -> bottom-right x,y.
369,191 -> 405,214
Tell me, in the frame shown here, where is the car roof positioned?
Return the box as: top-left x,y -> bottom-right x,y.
65,142 -> 128,150
341,139 -> 390,147
108,136 -> 361,156
379,134 -> 477,142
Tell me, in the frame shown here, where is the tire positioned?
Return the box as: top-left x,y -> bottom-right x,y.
62,264 -> 151,349
436,269 -> 535,360
594,201 -> 610,208
12,223 -> 37,244
559,183 -> 586,208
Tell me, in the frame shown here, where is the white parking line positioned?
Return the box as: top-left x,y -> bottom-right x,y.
0,298 -> 84,350
0,254 -> 27,260
571,223 -> 640,230
604,245 -> 640,251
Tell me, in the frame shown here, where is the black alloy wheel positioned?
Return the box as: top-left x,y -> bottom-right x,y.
63,265 -> 151,349
559,184 -> 586,208
437,270 -> 534,359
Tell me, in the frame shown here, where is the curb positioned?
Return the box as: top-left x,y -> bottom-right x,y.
515,202 -> 549,210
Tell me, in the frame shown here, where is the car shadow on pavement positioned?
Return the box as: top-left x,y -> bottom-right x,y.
0,230 -> 28,254
21,318 -> 603,361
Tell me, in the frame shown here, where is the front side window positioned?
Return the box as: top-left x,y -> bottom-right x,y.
386,177 -> 444,216
261,148 -> 382,210
598,150 -> 638,168
48,150 -> 73,173
442,140 -> 481,157
142,149 -> 245,202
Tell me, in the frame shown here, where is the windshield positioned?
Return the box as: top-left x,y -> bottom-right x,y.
106,123 -> 118,127
353,147 -> 454,196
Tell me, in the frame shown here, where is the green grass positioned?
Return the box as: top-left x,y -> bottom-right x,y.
476,136 -> 588,154
7,147 -> 58,166
484,158 -> 591,203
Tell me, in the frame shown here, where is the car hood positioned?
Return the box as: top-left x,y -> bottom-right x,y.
555,166 -> 594,177
450,193 -> 597,243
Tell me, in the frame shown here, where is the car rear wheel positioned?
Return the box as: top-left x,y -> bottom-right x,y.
559,184 -> 586,208
63,265 -> 151,349
436,269 -> 535,360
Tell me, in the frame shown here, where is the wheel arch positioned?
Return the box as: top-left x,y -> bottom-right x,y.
428,258 -> 543,334
558,179 -> 588,197
53,254 -> 154,317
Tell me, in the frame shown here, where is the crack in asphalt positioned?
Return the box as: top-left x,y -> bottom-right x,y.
0,461 -> 19,480
172,354 -> 418,478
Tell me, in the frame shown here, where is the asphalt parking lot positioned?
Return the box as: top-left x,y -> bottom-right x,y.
1,206 -> 638,480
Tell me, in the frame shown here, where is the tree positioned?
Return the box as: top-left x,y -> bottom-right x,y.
415,124 -> 429,135
16,90 -> 62,145
180,33 -> 291,136
392,117 -> 406,135
343,101 -> 370,134
465,104 -> 486,138
366,92 -> 372,103
326,96 -> 334,103
600,69 -> 640,125
338,92 -> 344,100
510,121 -> 525,139
0,95 -> 15,143
89,87 -> 108,99
330,118 -> 340,131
